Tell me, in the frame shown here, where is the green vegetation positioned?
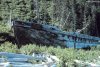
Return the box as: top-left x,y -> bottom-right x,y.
0,0 -> 100,34
0,0 -> 100,66
0,42 -> 100,66
0,24 -> 100,66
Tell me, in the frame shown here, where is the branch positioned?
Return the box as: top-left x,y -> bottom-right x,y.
65,12 -> 71,23
86,1 -> 100,3
60,12 -> 71,28
77,23 -> 90,33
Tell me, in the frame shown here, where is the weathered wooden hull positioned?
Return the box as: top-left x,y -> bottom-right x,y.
12,20 -> 100,48
13,20 -> 65,47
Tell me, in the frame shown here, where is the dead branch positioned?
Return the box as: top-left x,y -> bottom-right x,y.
65,12 -> 71,24
77,22 -> 90,33
86,1 -> 100,3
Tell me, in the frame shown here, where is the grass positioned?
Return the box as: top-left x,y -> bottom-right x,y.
0,23 -> 100,66
0,42 -> 100,67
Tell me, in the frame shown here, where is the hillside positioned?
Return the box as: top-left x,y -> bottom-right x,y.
0,0 -> 100,67
0,0 -> 100,36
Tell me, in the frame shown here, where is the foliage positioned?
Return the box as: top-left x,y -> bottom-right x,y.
0,42 -> 100,66
0,42 -> 19,53
20,44 -> 41,55
0,0 -> 99,35
0,23 -> 10,33
0,0 -> 100,66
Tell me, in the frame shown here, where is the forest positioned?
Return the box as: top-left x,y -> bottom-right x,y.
0,0 -> 100,36
0,0 -> 100,67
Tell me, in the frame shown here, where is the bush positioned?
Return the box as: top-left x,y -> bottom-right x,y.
0,42 -> 19,53
0,23 -> 10,33
0,42 -> 100,66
